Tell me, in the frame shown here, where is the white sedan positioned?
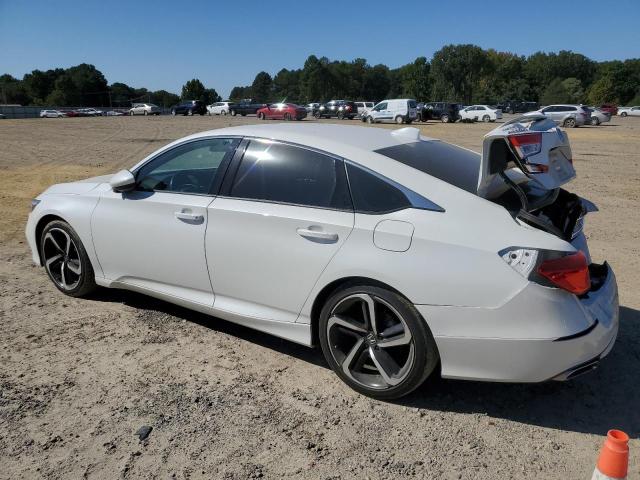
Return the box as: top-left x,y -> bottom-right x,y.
26,121 -> 618,399
459,105 -> 502,122
618,106 -> 640,117
207,101 -> 233,116
39,109 -> 65,118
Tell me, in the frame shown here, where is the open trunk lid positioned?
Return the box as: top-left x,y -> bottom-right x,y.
478,115 -> 576,199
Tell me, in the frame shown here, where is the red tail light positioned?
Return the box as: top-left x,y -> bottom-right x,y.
537,251 -> 590,295
508,132 -> 542,159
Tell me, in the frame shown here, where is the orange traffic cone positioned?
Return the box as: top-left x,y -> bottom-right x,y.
592,430 -> 629,479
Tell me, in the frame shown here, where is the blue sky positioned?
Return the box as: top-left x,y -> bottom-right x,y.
1,0 -> 639,98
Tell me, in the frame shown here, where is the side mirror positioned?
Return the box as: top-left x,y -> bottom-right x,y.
110,169 -> 136,192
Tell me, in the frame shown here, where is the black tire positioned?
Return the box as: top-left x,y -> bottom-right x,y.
40,220 -> 97,297
395,115 -> 404,124
337,112 -> 344,120
441,114 -> 449,123
314,111 -> 322,119
591,116 -> 600,126
241,113 -> 246,116
171,109 -> 176,116
563,117 -> 576,128
129,111 -> 134,116
366,116 -> 374,124
221,110 -> 227,116
187,109 -> 193,116
319,284 -> 439,400
284,112 -> 292,121
620,112 -> 627,117
482,114 -> 490,122
144,110 -> 148,116
258,112 -> 265,120
230,110 -> 237,116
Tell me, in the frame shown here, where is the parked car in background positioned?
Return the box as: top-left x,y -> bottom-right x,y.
77,108 -> 103,116
421,102 -> 459,123
355,101 -> 375,118
586,107 -> 612,125
229,99 -> 266,116
618,106 -> 640,117
306,103 -> 320,114
599,104 -> 618,116
171,100 -> 207,116
106,110 -> 126,116
364,99 -> 417,124
64,110 -> 81,117
526,105 -> 590,127
458,105 -> 502,122
27,121 -> 618,399
497,100 -> 538,114
316,100 -> 358,119
129,103 -> 161,116
207,101 -> 234,116
40,109 -> 65,118
257,103 -> 307,121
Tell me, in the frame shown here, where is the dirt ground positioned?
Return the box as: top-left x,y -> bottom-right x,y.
0,114 -> 638,480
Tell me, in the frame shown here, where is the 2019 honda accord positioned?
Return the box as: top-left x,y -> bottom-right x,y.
26,121 -> 618,399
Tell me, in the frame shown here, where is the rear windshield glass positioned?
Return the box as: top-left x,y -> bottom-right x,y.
374,141 -> 481,194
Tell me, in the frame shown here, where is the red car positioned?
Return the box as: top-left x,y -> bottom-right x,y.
257,103 -> 307,121
600,104 -> 618,116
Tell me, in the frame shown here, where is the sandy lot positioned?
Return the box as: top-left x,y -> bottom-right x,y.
0,114 -> 638,479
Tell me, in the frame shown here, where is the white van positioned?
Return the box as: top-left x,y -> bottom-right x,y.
363,99 -> 418,124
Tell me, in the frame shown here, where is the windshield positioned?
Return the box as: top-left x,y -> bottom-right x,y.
374,141 -> 481,194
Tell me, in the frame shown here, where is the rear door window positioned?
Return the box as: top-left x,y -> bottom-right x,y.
229,140 -> 352,210
346,164 -> 411,213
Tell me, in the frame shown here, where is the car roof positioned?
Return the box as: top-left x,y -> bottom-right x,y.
176,124 -> 436,160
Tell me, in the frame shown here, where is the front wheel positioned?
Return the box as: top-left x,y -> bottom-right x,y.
221,110 -> 227,116
319,285 -> 439,400
258,112 -> 265,120
482,115 -> 490,122
171,109 -> 176,116
366,116 -> 374,124
563,117 -> 576,128
284,112 -> 292,121
620,112 -> 627,117
230,110 -> 237,116
591,117 -> 600,126
441,114 -> 449,123
40,220 -> 97,297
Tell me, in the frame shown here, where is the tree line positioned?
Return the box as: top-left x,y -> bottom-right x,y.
0,64 -> 221,108
230,45 -> 640,106
2,45 -> 639,108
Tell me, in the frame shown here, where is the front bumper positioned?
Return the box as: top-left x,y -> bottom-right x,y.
416,263 -> 619,382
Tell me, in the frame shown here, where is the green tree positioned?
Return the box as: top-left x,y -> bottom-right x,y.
398,57 -> 430,100
0,74 -> 29,104
431,44 -> 489,103
151,90 -> 180,108
229,85 -> 252,101
181,78 -> 206,101
251,71 -> 273,102
540,78 -> 570,105
586,76 -> 616,104
561,77 -> 584,103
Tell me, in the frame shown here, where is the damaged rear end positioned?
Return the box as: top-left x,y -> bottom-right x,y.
479,115 -> 618,379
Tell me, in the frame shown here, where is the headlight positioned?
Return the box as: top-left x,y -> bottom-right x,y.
30,199 -> 41,211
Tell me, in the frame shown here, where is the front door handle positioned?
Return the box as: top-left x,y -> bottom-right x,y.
297,227 -> 338,243
175,210 -> 204,223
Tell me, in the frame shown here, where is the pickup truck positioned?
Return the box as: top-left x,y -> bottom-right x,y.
229,100 -> 266,116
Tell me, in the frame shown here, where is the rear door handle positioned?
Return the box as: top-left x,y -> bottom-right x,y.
297,227 -> 338,243
175,210 -> 204,223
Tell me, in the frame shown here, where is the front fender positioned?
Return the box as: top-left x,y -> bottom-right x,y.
26,193 -> 103,278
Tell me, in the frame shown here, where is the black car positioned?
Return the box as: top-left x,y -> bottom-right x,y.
315,100 -> 358,120
171,100 -> 207,116
497,100 -> 539,114
229,99 -> 266,116
420,102 -> 460,123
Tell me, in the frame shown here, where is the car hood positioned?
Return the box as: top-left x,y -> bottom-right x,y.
40,174 -> 113,195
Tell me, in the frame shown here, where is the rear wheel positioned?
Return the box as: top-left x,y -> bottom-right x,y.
314,111 -> 322,119
284,112 -> 292,121
395,115 -> 404,124
620,112 -> 627,117
171,109 -> 176,116
591,116 -> 600,126
563,117 -> 576,128
221,110 -> 227,116
40,220 -> 96,297
482,114 -> 490,122
441,114 -> 449,123
319,285 -> 439,400
230,109 -> 237,116
337,112 -> 344,120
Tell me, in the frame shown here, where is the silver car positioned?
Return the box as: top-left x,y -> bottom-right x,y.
129,103 -> 161,116
527,105 -> 590,128
587,107 -> 612,126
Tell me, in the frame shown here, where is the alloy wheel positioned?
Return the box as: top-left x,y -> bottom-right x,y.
42,228 -> 82,291
326,293 -> 415,390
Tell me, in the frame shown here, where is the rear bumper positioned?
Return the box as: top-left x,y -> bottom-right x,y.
416,263 -> 619,382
